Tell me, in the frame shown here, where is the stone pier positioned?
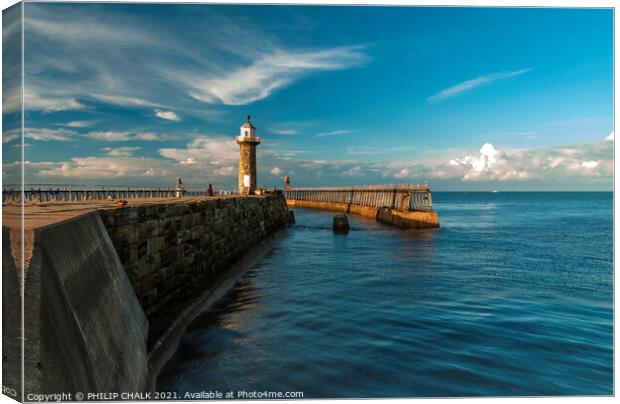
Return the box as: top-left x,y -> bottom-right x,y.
2,192 -> 293,398
284,185 -> 439,229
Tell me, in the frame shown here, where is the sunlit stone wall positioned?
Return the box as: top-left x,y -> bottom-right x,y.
100,191 -> 293,318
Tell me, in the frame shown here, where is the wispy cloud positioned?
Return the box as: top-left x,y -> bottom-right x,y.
86,131 -> 178,142
20,6 -> 193,114
63,120 -> 96,128
428,68 -> 531,103
2,129 -> 21,143
183,46 -> 368,105
270,129 -> 298,135
155,110 -> 181,122
90,94 -> 163,108
20,4 -> 369,125
101,146 -> 141,157
316,129 -> 353,138
23,88 -> 87,113
2,128 -> 77,143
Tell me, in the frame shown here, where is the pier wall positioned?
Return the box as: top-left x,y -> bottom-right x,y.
2,228 -> 22,400
21,213 -> 149,397
286,199 -> 439,229
12,192 -> 293,397
99,193 -> 292,317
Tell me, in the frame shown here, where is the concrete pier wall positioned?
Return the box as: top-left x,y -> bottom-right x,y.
21,213 -> 149,397
11,192 -> 293,397
286,199 -> 439,229
2,228 -> 22,400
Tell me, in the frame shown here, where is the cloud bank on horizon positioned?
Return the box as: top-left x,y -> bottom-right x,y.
2,4 -> 613,191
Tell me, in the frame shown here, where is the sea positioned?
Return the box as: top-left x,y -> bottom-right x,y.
158,192 -> 613,397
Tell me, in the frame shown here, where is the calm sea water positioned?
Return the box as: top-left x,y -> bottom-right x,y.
158,192 -> 613,397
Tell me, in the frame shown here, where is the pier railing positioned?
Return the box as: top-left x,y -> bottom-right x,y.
2,184 -> 239,203
283,183 -> 434,211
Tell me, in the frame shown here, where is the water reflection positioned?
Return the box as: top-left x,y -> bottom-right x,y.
159,194 -> 612,397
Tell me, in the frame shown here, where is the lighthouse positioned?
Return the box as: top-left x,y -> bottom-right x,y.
236,115 -> 261,195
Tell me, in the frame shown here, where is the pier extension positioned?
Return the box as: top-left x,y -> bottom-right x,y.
284,184 -> 439,229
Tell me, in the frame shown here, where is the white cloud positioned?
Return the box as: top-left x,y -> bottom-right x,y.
3,128 -> 78,142
431,140 -> 612,181
86,131 -> 178,142
2,129 -> 21,143
19,7 -> 181,114
179,157 -> 197,166
270,129 -> 298,135
184,46 -> 368,105
606,131 -> 614,141
42,98 -> 87,113
101,146 -> 141,157
90,94 -> 162,108
19,86 -> 158,114
27,153 -> 233,184
581,161 -> 599,169
153,136 -> 242,181
64,120 -> 96,128
38,156 -> 174,179
22,87 -> 87,113
3,85 -> 22,115
134,132 -> 178,141
20,4 -> 369,126
448,143 -> 499,180
87,132 -> 136,142
394,168 -> 410,179
316,129 -> 353,138
26,9 -> 159,48
155,109 -> 181,122
428,68 -> 531,102
19,137 -> 612,189
341,166 -> 363,177
213,166 -> 235,176
159,136 -> 238,164
441,143 -> 526,180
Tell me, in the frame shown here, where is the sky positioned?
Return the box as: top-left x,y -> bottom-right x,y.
2,4 -> 614,191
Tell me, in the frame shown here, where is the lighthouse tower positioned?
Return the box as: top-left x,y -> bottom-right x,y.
236,115 -> 261,195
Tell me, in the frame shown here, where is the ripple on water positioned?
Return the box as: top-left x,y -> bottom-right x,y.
158,193 -> 612,397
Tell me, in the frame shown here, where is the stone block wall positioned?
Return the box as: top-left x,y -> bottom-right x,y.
238,142 -> 257,194
99,192 -> 292,318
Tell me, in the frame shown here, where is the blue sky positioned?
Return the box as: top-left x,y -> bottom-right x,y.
2,4 -> 614,190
